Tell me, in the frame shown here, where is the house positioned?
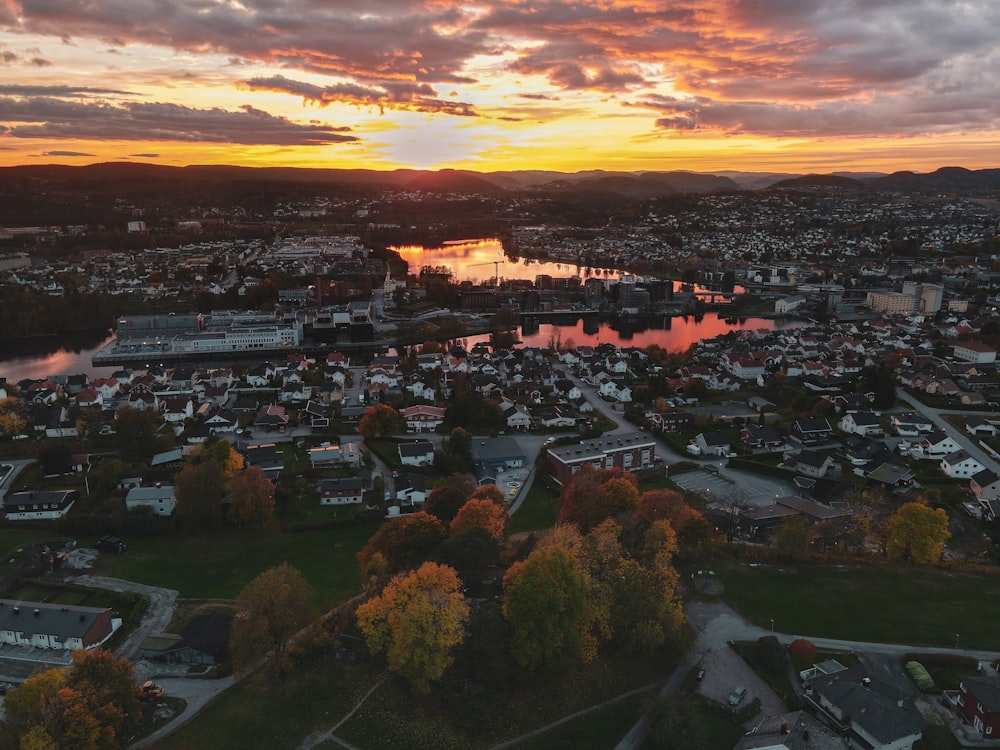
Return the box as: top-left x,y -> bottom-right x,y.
398,440 -> 435,467
972,469 -> 1000,513
940,450 -> 986,479
163,397 -> 194,424
501,400 -> 532,431
538,408 -> 576,429
838,412 -> 883,437
916,430 -> 961,459
647,410 -> 693,433
140,611 -> 232,666
740,424 -> 784,452
394,473 -> 428,507
695,431 -> 732,457
298,400 -> 330,429
957,675 -> 1000,739
234,442 -> 284,480
890,412 -> 933,437
965,416 -> 999,437
791,417 -> 833,445
788,449 -> 835,478
400,405 -> 446,433
472,436 -> 527,473
317,477 -> 365,506
150,448 -> 185,467
74,387 -> 103,408
598,379 -> 632,402
253,405 -> 289,432
547,432 -> 656,485
4,490 -> 77,520
125,484 -> 176,517
953,341 -> 997,364
308,442 -> 362,469
734,711 -> 848,750
0,600 -> 119,651
804,666 -> 923,750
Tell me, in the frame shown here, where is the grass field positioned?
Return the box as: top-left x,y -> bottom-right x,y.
706,561 -> 1000,650
508,476 -> 558,534
96,523 -> 378,607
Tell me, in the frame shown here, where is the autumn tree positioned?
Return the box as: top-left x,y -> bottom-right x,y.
557,465 -> 639,533
0,649 -> 137,750
450,498 -> 509,544
468,484 -> 507,506
229,563 -> 316,682
425,473 -> 478,524
433,527 -> 501,583
174,460 -> 226,530
0,397 -> 29,436
502,545 -> 589,677
357,562 -> 470,693
195,438 -> 245,477
227,465 -> 275,528
888,501 -> 950,563
113,407 -> 168,463
635,489 -> 714,551
358,404 -> 403,440
357,511 -> 448,579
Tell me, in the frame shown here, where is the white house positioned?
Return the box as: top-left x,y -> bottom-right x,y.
940,450 -> 986,479
125,485 -> 176,517
838,412 -> 883,437
400,405 -> 445,433
916,430 -> 962,459
398,441 -> 435,467
953,341 -> 997,364
4,490 -> 76,521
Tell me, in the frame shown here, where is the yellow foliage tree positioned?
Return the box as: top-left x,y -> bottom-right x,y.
356,562 -> 470,694
888,501 -> 950,563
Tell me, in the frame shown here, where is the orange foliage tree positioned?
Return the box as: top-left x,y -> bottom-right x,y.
557,465 -> 639,532
357,511 -> 448,578
356,562 -> 470,694
450,498 -> 509,543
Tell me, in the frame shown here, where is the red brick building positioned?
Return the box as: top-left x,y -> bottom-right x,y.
546,432 -> 656,485
958,676 -> 1000,738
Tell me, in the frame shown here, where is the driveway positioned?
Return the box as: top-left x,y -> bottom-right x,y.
72,575 -> 178,661
696,645 -> 787,722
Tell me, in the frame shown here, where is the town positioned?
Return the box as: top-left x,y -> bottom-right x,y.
1,165 -> 1000,749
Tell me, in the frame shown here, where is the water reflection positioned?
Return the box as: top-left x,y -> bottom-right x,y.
0,332 -> 117,382
391,239 -> 621,284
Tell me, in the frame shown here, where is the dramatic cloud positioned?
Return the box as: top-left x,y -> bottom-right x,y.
41,150 -> 95,156
244,74 -> 479,117
0,97 -> 358,145
0,1 -> 997,167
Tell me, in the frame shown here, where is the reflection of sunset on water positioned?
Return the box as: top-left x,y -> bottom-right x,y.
391,240 -> 621,284
467,316 -> 801,353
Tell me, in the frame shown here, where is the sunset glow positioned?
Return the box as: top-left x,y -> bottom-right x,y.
1,1 -> 998,173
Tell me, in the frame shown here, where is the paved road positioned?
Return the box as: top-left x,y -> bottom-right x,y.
896,388 -> 1000,475
73,575 -> 178,661
0,459 -> 36,501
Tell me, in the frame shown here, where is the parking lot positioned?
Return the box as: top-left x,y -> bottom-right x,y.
671,465 -> 791,506
695,645 -> 788,724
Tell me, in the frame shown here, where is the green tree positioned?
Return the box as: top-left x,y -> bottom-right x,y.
357,562 -> 470,694
888,501 -> 950,563
502,546 -> 589,678
229,563 -> 315,682
113,407 -> 167,463
358,404 -> 403,440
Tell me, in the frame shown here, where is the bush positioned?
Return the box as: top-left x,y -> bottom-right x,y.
905,661 -> 936,692
789,638 -> 817,663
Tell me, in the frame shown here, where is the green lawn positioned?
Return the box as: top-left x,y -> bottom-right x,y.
513,692 -> 649,750
708,561 -> 1000,650
97,524 -> 378,608
508,476 -> 558,534
0,529 -> 70,569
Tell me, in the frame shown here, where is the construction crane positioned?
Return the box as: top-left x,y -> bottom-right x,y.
470,259 -> 504,287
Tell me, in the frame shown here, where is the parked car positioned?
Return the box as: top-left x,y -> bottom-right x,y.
728,686 -> 747,706
96,535 -> 127,554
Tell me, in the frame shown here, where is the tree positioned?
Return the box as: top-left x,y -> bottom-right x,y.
38,443 -> 74,476
0,397 -> 29,436
196,438 -> 244,477
174,460 -> 226,530
358,404 -> 403,440
433,527 -> 501,582
357,511 -> 448,578
888,501 -> 950,563
425,473 -> 478,525
438,427 -> 473,474
357,562 -> 470,694
502,545 -> 589,677
789,638 -> 817,663
229,563 -> 315,681
635,489 -> 713,551
557,465 -> 639,533
450,498 -> 509,544
113,407 -> 167,463
468,484 -> 507,505
227,465 -> 275,528
0,649 -> 137,750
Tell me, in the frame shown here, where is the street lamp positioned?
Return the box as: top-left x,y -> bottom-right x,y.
955,634 -> 960,649
770,618 -> 775,633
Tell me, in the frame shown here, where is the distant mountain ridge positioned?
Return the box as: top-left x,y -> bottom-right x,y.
1,162 -> 999,197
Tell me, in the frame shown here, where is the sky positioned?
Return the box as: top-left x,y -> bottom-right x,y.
0,0 -> 998,174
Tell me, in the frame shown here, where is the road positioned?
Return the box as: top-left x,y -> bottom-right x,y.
0,459 -> 36,501
896,388 -> 1000,475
